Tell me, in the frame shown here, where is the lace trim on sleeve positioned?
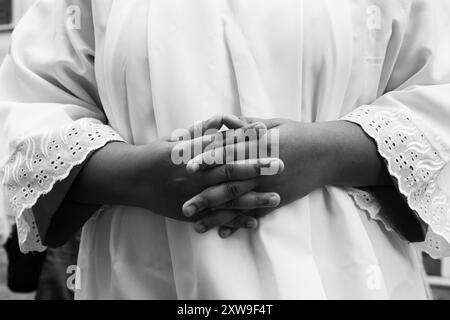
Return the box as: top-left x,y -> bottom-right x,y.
1,118 -> 125,253
342,106 -> 450,258
347,188 -> 394,232
348,187 -> 450,258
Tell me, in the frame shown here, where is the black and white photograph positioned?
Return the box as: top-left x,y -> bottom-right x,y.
0,0 -> 450,306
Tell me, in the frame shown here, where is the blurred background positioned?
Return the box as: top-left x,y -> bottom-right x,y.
0,0 -> 449,300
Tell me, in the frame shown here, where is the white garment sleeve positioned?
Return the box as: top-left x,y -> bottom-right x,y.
343,0 -> 450,258
0,0 -> 124,253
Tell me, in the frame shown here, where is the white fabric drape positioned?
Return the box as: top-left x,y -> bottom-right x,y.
0,0 -> 124,252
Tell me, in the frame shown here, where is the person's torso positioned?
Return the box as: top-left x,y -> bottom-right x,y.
76,0 -> 427,300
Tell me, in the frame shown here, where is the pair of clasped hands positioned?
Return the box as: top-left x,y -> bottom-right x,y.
141,115 -> 328,238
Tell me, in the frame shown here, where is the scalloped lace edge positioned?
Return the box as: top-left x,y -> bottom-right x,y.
343,106 -> 450,259
1,118 -> 125,253
347,188 -> 394,232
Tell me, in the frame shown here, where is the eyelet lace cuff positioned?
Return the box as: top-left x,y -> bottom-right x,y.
1,118 -> 125,253
347,188 -> 394,232
342,106 -> 450,259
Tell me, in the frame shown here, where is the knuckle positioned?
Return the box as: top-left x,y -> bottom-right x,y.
211,114 -> 221,126
223,200 -> 233,208
253,163 -> 260,175
196,195 -> 210,209
224,163 -> 235,179
233,216 -> 247,228
204,116 -> 216,131
229,198 -> 239,208
226,183 -> 240,198
212,212 -> 230,226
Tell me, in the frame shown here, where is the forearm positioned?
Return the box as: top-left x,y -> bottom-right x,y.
314,120 -> 392,188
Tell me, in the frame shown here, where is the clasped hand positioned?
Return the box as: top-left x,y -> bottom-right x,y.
140,115 -> 327,239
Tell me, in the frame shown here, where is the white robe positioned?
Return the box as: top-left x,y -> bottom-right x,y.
2,0 -> 450,299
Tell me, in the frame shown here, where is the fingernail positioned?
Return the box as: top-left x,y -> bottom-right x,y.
184,205 -> 197,217
220,228 -> 232,238
259,158 -> 273,166
259,158 -> 279,169
269,195 -> 280,206
195,224 -> 207,234
187,162 -> 200,173
270,159 -> 280,165
253,124 -> 267,136
247,219 -> 258,229
269,159 -> 281,169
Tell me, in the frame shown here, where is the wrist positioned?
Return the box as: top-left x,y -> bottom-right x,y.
102,142 -> 146,206
131,140 -> 175,210
282,121 -> 336,189
314,120 -> 390,187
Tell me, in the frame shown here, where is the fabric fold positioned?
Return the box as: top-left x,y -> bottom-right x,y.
0,0 -> 125,252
